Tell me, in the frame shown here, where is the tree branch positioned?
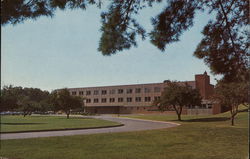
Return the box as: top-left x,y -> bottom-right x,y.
218,0 -> 237,55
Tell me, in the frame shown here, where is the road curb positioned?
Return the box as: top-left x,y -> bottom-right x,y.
119,117 -> 181,126
1,124 -> 124,134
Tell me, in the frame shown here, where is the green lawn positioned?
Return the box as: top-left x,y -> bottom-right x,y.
0,115 -> 121,133
0,112 -> 248,159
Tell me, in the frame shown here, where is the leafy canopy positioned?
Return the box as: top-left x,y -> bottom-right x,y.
155,81 -> 202,120
1,0 -> 249,81
0,85 -> 51,113
51,88 -> 83,118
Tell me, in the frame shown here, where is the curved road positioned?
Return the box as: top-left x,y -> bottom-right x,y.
1,115 -> 180,140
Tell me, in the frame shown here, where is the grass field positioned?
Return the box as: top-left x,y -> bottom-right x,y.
0,111 -> 248,159
0,115 -> 121,133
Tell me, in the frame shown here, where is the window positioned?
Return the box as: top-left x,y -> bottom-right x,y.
135,88 -> 141,93
94,90 -> 99,95
71,91 -> 77,95
154,96 -> 160,101
144,88 -> 151,93
202,104 -> 206,109
110,98 -> 115,103
154,87 -> 161,92
86,99 -> 91,103
86,91 -> 91,95
101,98 -> 107,103
145,97 -> 151,102
127,97 -> 132,102
79,91 -> 84,95
135,97 -> 141,102
94,98 -> 99,103
118,89 -> 124,94
101,90 -> 107,95
207,104 -> 212,109
118,98 -> 123,102
126,89 -> 133,94
109,89 -> 116,94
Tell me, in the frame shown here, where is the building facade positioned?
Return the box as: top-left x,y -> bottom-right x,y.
67,72 -> 221,115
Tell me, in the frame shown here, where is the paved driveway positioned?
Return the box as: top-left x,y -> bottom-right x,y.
1,115 -> 179,140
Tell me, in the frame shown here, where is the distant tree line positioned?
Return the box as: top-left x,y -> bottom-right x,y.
0,86 -> 84,118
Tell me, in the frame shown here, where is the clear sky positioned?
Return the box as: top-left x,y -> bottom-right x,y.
1,3 -> 220,92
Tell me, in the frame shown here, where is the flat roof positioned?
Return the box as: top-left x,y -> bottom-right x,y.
65,80 -> 196,90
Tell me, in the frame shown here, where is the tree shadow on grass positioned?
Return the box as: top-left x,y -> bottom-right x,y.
181,117 -> 230,122
1,123 -> 46,125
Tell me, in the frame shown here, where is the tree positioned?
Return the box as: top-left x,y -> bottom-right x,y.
17,96 -> 39,117
2,0 -> 248,82
52,88 -> 83,119
156,81 -> 202,121
1,85 -> 52,115
214,81 -> 249,126
0,85 -> 22,111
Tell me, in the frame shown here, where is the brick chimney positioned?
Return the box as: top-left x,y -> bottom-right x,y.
195,71 -> 214,99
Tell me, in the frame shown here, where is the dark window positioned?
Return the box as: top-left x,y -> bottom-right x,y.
135,88 -> 141,93
72,91 -> 77,95
207,104 -> 212,109
126,89 -> 133,94
86,99 -> 91,103
202,104 -> 206,109
127,97 -> 132,102
110,98 -> 115,103
94,98 -> 99,103
79,91 -> 84,95
145,97 -> 151,102
135,97 -> 141,102
101,98 -> 107,103
118,89 -> 124,94
154,96 -> 160,101
118,98 -> 123,102
86,91 -> 91,95
101,90 -> 107,95
94,90 -> 99,95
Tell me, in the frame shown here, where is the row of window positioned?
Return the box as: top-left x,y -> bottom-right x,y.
187,104 -> 213,109
85,96 -> 160,103
71,87 -> 161,96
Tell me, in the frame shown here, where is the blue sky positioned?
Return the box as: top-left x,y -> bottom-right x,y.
1,3 -> 220,91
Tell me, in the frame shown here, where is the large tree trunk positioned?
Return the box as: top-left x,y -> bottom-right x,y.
230,105 -> 238,126
173,105 -> 182,121
177,113 -> 182,121
66,111 -> 70,119
23,112 -> 27,117
231,116 -> 235,126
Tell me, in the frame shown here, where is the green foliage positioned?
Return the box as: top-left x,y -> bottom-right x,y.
0,85 -> 51,113
1,0 -> 100,25
156,81 -> 202,120
17,96 -> 38,117
52,88 -> 84,118
98,0 -> 147,55
214,80 -> 249,125
0,85 -> 22,111
150,0 -> 196,51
